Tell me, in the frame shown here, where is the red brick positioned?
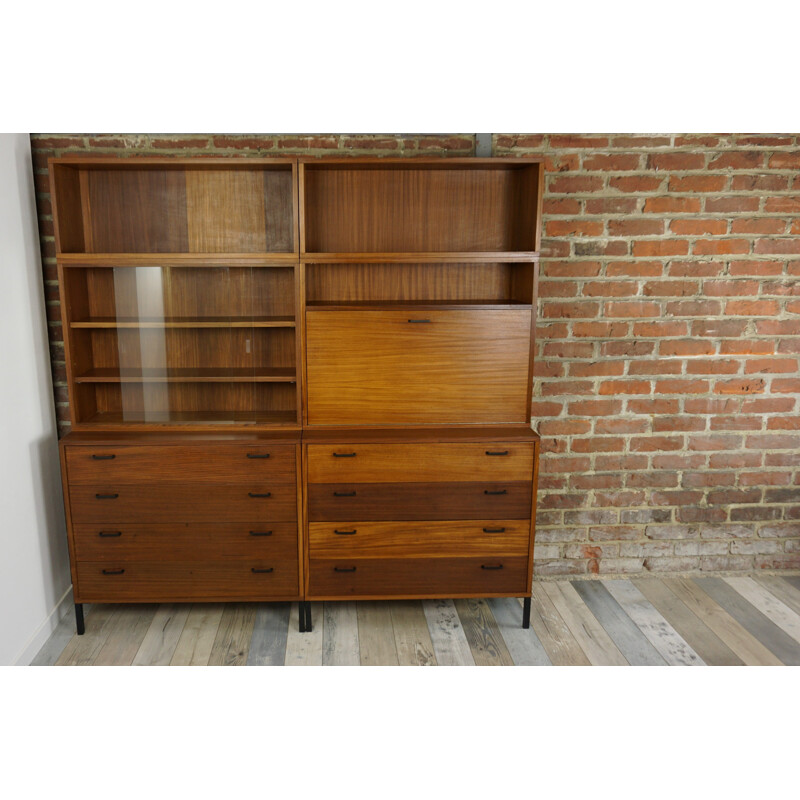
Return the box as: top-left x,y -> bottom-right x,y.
572,322 -> 630,338
541,380 -> 593,396
768,151 -> 800,169
710,416 -> 762,431
598,380 -> 651,395
737,136 -> 794,146
627,468 -> 678,487
601,342 -> 656,358
665,299 -> 723,316
31,136 -> 86,149
542,342 -> 594,358
726,299 -> 780,316
747,434 -> 800,450
715,378 -> 766,394
549,176 -> 604,193
595,455 -> 650,471
707,489 -> 762,505
585,198 -> 638,214
574,240 -> 629,257
693,239 -> 750,255
674,136 -> 722,147
417,136 -> 473,151
670,175 -> 727,192
669,219 -> 728,236
651,491 -> 704,506
539,494 -> 585,510
764,281 -> 800,296
572,474 -> 624,490
660,339 -> 715,357
643,196 -> 702,214
541,456 -> 592,473
756,320 -> 800,336
742,397 -> 795,413
628,360 -> 682,375
708,151 -> 765,169
211,136 -> 275,150
649,152 -> 706,171
539,281 -> 578,298
653,416 -> 706,432
754,238 -> 800,255
605,301 -> 661,318
685,397 -> 741,414
703,280 -> 760,297
745,358 -> 798,374
731,174 -> 789,192
740,472 -> 792,486
538,419 -> 592,435
533,361 -> 565,377
568,399 -> 623,416
582,281 -> 637,297
583,154 -> 641,171
683,471 -> 736,487
607,219 -> 665,236
767,417 -> 800,430
764,196 -> 800,213
609,176 -> 664,192
150,137 -> 211,149
495,134 -> 545,149
570,361 -> 625,377
729,261 -> 784,276
632,239 -> 689,257
529,401 -> 564,416
607,261 -> 664,277
652,454 -> 706,469
686,359 -> 740,375
546,219 -> 605,237
595,419 -> 650,434
543,198 -> 582,215
537,322 -> 569,339
688,434 -> 742,451
643,280 -> 699,297
550,135 -> 609,148
719,341 -> 773,358
571,438 -> 625,453
709,452 -> 762,469
705,196 -> 760,213
731,218 -> 787,235
633,321 -> 688,337
543,261 -> 601,278
541,301 -> 600,319
341,137 -> 401,151
655,379 -> 709,394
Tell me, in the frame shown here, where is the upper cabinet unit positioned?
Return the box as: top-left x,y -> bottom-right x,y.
300,158 -> 543,258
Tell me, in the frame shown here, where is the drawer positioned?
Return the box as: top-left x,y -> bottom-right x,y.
75,561 -> 299,602
308,520 -> 530,558
306,443 -> 533,484
307,482 -> 531,521
308,556 -> 528,598
65,444 -> 295,484
73,522 -> 298,562
306,309 -> 531,425
69,482 -> 297,524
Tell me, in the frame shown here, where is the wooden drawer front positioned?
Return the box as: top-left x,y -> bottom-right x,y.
75,561 -> 299,602
65,444 -> 295,484
308,557 -> 528,598
307,482 -> 531,521
73,522 -> 298,562
308,520 -> 529,559
306,443 -> 533,484
306,309 -> 531,425
69,483 -> 297,524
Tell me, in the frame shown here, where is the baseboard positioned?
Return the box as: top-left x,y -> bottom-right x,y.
14,585 -> 74,666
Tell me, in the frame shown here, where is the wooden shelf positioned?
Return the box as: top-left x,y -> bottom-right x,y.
300,252 -> 539,263
74,368 -> 296,384
71,316 -> 295,329
79,410 -> 299,427
306,300 -> 532,311
59,254 -> 297,268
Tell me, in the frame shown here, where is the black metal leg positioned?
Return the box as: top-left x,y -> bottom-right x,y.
75,603 -> 85,636
304,602 -> 312,633
299,601 -> 306,633
522,597 -> 531,629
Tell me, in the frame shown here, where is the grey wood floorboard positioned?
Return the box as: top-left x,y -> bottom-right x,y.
487,598 -> 552,666
423,599 -> 475,666
784,576 -> 800,593
358,602 -> 398,666
528,583 -> 590,665
694,578 -> 800,666
323,602 -> 360,666
170,604 -> 225,666
391,601 -> 437,666
454,598 -> 513,666
56,606 -> 122,666
634,579 -> 743,666
30,605 -> 90,666
723,577 -> 800,645
284,603 -> 323,666
93,605 -> 158,666
132,604 -> 191,666
247,603 -> 291,666
756,577 -> 800,620
571,581 -> 667,666
208,604 -> 256,666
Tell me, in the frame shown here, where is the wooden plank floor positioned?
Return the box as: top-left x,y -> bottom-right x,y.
33,576 -> 800,666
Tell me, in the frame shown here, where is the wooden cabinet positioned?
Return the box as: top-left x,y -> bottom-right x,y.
50,155 -> 543,635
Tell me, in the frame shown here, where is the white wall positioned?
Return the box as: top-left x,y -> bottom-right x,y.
0,134 -> 72,665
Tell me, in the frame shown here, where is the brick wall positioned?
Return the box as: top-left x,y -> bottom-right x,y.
30,133 -> 800,576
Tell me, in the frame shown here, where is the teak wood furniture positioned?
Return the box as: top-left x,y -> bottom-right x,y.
50,155 -> 543,635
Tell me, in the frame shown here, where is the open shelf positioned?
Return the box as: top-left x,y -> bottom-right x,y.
58,253 -> 297,267
70,316 -> 295,329
306,300 -> 532,311
300,252 -> 539,263
73,367 -> 296,384
81,410 -> 299,427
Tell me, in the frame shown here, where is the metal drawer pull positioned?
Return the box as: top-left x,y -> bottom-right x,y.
248,492 -> 272,498
485,450 -> 509,456
92,454 -> 116,460
484,489 -> 508,496
251,567 -> 274,574
95,493 -> 119,499
334,529 -> 357,535
481,564 -> 504,571
407,318 -> 431,323
98,531 -> 122,538
334,566 -> 357,572
249,530 -> 273,537
333,491 -> 356,497
102,568 -> 125,575
483,527 -> 506,533
246,453 -> 271,459
333,452 -> 356,458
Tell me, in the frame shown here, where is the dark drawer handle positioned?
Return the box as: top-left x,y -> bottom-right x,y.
484,489 -> 508,496
334,529 -> 357,535
485,450 -> 509,456
251,567 -> 274,574
98,531 -> 122,538
481,564 -> 504,571
246,453 -> 270,459
248,492 -> 272,498
92,454 -> 116,460
249,530 -> 273,537
333,491 -> 356,497
333,452 -> 357,458
102,568 -> 125,575
407,318 -> 431,323
334,566 -> 357,573
483,527 -> 506,533
95,493 -> 119,500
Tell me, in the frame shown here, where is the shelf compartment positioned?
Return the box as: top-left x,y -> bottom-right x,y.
74,367 -> 296,383
305,262 -> 536,306
80,410 -> 298,427
51,160 -> 297,255
301,159 -> 542,254
70,316 -> 295,329
58,254 -> 298,267
301,252 -> 539,263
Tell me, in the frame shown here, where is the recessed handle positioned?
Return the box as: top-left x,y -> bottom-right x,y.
481,564 -> 504,571
249,530 -> 273,537
407,319 -> 431,323
251,567 -> 274,574
484,489 -> 508,496
485,450 -> 509,456
246,453 -> 270,459
248,492 -> 272,498
334,566 -> 357,573
333,452 -> 356,458
98,531 -> 122,538
482,527 -> 506,533
334,529 -> 357,535
92,454 -> 116,460
333,491 -> 356,497
102,568 -> 125,575
95,493 -> 119,500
